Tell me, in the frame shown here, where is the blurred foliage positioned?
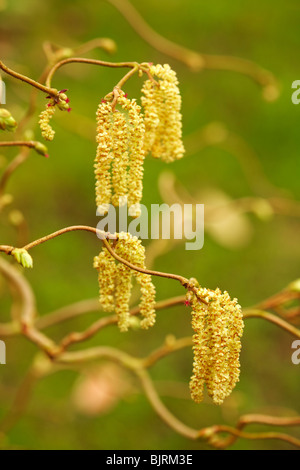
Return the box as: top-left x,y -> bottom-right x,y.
0,0 -> 299,450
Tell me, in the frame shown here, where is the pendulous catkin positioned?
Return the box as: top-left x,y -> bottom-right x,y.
39,105 -> 56,141
93,246 -> 116,312
95,100 -> 114,216
187,281 -> 244,405
94,91 -> 146,218
93,232 -> 156,332
39,92 -> 71,141
141,64 -> 185,163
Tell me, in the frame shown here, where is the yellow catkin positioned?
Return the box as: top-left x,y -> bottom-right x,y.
114,232 -> 156,330
135,271 -> 156,329
93,232 -> 156,332
95,93 -> 145,217
117,93 -> 146,218
111,110 -> 129,208
114,262 -> 133,332
188,284 -> 244,405
39,105 -> 56,141
141,64 -> 185,163
94,100 -> 113,215
93,248 -> 116,312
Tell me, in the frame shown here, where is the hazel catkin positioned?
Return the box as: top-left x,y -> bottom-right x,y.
141,64 -> 185,163
93,232 -> 156,332
94,92 -> 146,218
188,284 -> 244,405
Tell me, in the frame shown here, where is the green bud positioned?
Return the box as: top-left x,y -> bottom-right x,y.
12,249 -> 33,269
0,109 -> 17,132
57,48 -> 74,61
57,100 -> 70,111
20,251 -> 33,269
99,39 -> 117,55
0,109 -> 11,119
12,249 -> 21,264
34,142 -> 49,157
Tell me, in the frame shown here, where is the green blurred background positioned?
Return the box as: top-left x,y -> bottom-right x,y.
0,0 -> 299,450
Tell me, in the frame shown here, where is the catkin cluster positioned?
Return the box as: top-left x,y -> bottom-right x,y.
187,281 -> 244,405
39,92 -> 71,141
141,64 -> 185,162
93,232 -> 156,332
94,91 -> 146,218
39,105 -> 56,141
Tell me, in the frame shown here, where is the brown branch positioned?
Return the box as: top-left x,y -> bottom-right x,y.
0,257 -> 58,356
52,297 -> 186,352
37,295 -> 185,330
55,342 -> 300,448
207,424 -> 300,449
0,60 -> 58,97
0,257 -> 36,325
142,336 -> 193,368
0,141 -> 38,150
45,57 -> 140,88
1,224 -> 190,288
243,309 -> 300,338
206,413 -> 300,448
135,367 -> 199,440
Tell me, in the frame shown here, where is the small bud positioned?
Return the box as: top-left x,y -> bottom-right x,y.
57,92 -> 71,112
59,93 -> 68,101
99,38 -> 117,55
34,142 -> 49,157
0,109 -> 17,132
58,48 -> 74,60
165,334 -> 176,347
12,249 -> 33,269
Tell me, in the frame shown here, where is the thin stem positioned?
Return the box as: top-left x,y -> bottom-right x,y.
102,236 -> 189,285
142,336 -> 193,368
8,224 -> 190,287
73,38 -> 117,56
243,309 -> 300,338
0,257 -> 36,326
21,225 -> 98,251
135,368 -> 199,440
35,298 -> 102,330
0,141 -> 37,150
45,57 -> 139,88
115,64 -> 139,88
37,295 -> 185,330
55,296 -> 186,352
0,60 -> 58,97
0,258 -> 58,356
209,424 -> 300,449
